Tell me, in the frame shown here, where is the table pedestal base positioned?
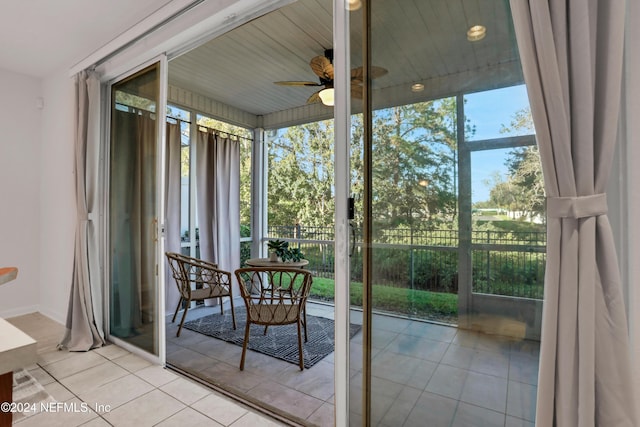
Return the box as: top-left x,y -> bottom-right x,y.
0,371 -> 12,427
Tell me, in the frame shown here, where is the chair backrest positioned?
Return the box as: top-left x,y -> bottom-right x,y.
165,252 -> 231,299
234,267 -> 313,323
166,252 -> 189,296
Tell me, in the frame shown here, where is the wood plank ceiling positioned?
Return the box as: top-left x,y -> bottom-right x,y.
168,0 -> 522,128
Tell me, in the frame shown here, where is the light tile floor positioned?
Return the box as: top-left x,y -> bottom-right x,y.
166,301 -> 540,427
7,312 -> 287,427
6,306 -> 539,427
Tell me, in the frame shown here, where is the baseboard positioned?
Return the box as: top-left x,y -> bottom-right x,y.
37,308 -> 67,325
0,305 -> 40,319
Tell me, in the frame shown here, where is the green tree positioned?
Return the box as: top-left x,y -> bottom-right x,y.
268,98 -> 474,232
368,99 -> 464,229
486,172 -> 520,214
494,107 -> 545,220
504,146 -> 545,219
500,107 -> 535,135
268,120 -> 335,228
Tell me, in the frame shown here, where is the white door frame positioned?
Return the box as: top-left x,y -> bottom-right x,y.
333,0 -> 352,425
101,55 -> 168,365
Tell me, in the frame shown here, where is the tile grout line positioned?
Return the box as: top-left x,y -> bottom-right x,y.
32,361 -> 117,426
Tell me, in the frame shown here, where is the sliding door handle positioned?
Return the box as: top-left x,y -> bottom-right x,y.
349,223 -> 356,257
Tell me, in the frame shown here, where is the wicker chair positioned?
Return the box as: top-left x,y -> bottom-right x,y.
234,267 -> 313,370
165,252 -> 236,337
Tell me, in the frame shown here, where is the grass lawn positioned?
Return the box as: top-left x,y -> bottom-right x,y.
310,277 -> 458,323
475,219 -> 545,233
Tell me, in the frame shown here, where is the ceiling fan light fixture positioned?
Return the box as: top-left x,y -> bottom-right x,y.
467,25 -> 486,42
319,87 -> 335,106
347,0 -> 362,11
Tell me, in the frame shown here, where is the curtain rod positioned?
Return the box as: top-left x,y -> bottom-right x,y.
197,124 -> 254,142
164,116 -> 255,142
70,0 -> 206,76
166,115 -> 189,124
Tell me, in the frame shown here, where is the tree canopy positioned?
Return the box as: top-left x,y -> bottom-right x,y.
368,99 -> 462,229
268,120 -> 335,227
486,107 -> 545,220
268,98 -> 473,230
266,99 -> 543,230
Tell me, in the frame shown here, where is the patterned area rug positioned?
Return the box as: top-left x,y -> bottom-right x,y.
12,368 -> 56,421
183,307 -> 361,369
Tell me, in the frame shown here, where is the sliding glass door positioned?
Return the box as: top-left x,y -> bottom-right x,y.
350,1 -> 542,425
108,60 -> 167,359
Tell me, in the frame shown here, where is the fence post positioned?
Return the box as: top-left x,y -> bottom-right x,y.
410,225 -> 415,291
486,230 -> 491,293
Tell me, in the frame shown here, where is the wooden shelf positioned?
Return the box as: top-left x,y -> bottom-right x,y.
0,268 -> 17,286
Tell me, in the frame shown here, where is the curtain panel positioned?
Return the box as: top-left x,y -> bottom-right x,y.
622,0 -> 640,418
59,71 -> 105,351
164,122 -> 182,314
510,1 -> 636,425
195,130 -> 241,278
109,111 -> 157,334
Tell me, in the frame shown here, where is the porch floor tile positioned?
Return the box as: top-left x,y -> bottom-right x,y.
166,301 -> 540,426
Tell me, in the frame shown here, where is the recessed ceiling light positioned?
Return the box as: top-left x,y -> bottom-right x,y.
411,83 -> 424,92
467,25 -> 486,42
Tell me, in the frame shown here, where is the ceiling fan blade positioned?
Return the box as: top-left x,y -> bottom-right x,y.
274,81 -> 322,86
310,55 -> 334,80
371,66 -> 389,79
351,85 -> 363,99
307,90 -> 322,104
350,65 -> 389,81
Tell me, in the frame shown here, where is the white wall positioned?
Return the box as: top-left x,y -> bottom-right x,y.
38,69 -> 76,323
0,67 -> 76,323
0,68 -> 43,317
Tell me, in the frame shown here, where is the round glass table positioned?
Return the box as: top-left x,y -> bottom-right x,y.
245,258 -> 309,268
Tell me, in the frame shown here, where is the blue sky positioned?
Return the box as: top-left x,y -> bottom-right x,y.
463,85 -> 532,203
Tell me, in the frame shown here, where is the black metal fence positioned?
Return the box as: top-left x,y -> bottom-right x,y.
268,225 -> 546,299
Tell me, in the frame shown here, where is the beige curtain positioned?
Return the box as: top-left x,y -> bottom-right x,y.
109,110 -> 156,334
132,113 -> 157,325
59,71 -> 105,351
164,122 -> 182,314
622,0 -> 640,418
195,130 -> 240,276
510,1 -> 636,425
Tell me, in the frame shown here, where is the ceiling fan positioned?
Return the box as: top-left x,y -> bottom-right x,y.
274,49 -> 388,106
